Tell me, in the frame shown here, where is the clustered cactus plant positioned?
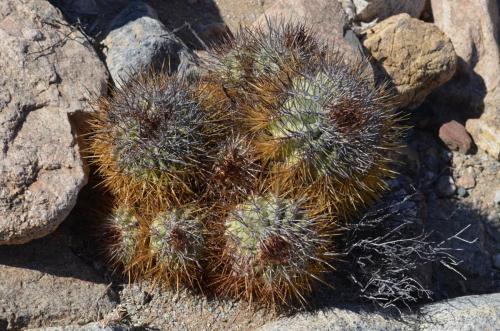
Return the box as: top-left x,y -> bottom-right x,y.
88,21 -> 406,307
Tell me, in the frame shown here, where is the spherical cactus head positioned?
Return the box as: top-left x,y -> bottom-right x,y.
248,56 -> 403,215
205,135 -> 261,202
209,21 -> 321,94
250,20 -> 320,78
149,207 -> 205,287
106,206 -> 141,269
106,72 -> 209,179
220,194 -> 332,305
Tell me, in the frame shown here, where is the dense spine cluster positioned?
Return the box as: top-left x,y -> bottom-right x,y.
211,194 -> 334,305
88,21 -> 405,307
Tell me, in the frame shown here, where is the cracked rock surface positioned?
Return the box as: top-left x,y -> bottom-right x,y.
0,0 -> 108,244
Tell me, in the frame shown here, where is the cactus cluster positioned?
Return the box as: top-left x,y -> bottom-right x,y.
88,21 -> 403,307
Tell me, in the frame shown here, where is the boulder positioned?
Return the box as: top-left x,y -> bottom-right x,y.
101,1 -> 198,86
431,0 -> 500,101
259,294 -> 500,331
363,14 -> 457,109
0,0 -> 108,245
419,293 -> 500,330
466,104 -> 500,160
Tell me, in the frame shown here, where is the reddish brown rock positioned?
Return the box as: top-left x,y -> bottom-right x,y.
439,120 -> 473,154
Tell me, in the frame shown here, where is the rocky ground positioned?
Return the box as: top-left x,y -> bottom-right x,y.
1,0 -> 499,330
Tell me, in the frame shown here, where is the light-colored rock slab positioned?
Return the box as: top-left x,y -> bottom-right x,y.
0,227 -> 116,329
0,0 -> 108,245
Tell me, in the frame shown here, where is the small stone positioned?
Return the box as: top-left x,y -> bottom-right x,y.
456,172 -> 476,189
457,187 -> 468,198
494,254 -> 500,269
436,176 -> 457,197
439,120 -> 473,154
494,190 -> 500,205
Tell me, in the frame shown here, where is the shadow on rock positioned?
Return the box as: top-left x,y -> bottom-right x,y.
49,0 -> 227,49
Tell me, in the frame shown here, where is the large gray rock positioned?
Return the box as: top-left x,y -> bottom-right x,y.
363,14 -> 457,109
0,0 -> 108,245
419,293 -> 500,330
259,294 -> 500,330
0,225 -> 116,330
259,308 -> 408,331
101,1 -> 198,86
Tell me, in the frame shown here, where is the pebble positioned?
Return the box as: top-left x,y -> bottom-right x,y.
456,172 -> 476,189
438,120 -> 473,154
457,187 -> 468,198
436,175 -> 457,197
494,190 -> 500,205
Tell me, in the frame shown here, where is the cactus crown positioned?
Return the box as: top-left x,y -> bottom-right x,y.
225,194 -> 326,281
210,21 -> 321,93
107,207 -> 141,266
261,63 -> 391,180
107,73 -> 209,178
150,208 -> 205,269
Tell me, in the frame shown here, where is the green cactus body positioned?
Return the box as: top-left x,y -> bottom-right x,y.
267,73 -> 336,170
224,194 -> 327,290
108,207 -> 141,266
110,78 -> 208,178
149,208 -> 205,276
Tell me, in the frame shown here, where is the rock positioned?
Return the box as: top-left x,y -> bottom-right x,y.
259,307 -> 410,331
438,120 -> 473,154
254,0 -> 371,70
101,1 -> 198,86
465,104 -> 500,160
29,323 -> 130,331
436,175 -> 456,197
457,187 -> 467,198
494,190 -> 500,205
431,0 -> 500,103
456,170 -> 476,189
260,294 -> 500,331
0,226 -> 116,329
363,14 -> 457,109
0,0 -> 108,245
419,293 -> 500,330
346,0 -> 427,23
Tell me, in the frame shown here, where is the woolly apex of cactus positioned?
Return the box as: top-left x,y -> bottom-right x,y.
245,56 -> 404,215
202,134 -> 262,203
206,20 -> 322,96
88,70 -> 226,208
149,207 -> 206,289
104,206 -> 142,274
214,193 -> 335,306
